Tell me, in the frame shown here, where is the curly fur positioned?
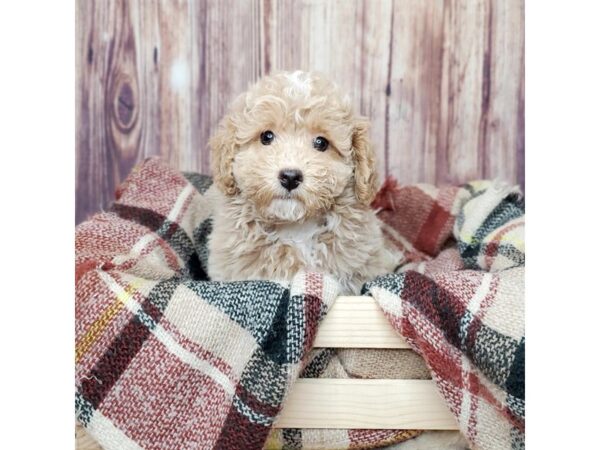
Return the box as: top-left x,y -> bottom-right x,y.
207,71 -> 401,294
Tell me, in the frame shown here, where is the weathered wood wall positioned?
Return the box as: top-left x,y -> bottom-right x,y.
76,0 -> 524,224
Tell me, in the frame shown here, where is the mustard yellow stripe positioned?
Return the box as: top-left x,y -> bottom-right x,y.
263,431 -> 283,450
459,231 -> 475,245
75,281 -> 139,363
487,232 -> 525,249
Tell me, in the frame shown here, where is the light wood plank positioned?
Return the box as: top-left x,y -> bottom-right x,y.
354,0 -> 394,181
76,0 -> 119,223
197,0 -> 263,174
483,0 -> 524,185
279,0 -> 362,104
261,0 -> 303,73
313,296 -> 409,348
437,0 -> 488,184
130,0 -> 161,163
157,0 -> 194,170
275,379 -> 458,429
76,0 -> 160,223
387,0 -> 445,184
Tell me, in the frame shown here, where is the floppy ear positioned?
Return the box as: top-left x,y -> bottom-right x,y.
209,114 -> 239,196
352,119 -> 378,205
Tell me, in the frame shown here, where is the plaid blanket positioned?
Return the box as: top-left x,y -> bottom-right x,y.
75,159 -> 342,449
363,178 -> 525,450
76,158 -> 524,450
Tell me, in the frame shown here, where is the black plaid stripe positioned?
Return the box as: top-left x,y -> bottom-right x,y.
111,204 -> 206,280
182,172 -> 213,194
458,192 -> 525,269
510,427 -> 525,450
507,394 -> 525,422
362,272 -> 406,296
300,348 -> 336,378
475,194 -> 524,241
78,278 -> 179,409
75,391 -> 94,427
506,337 -> 525,401
487,243 -> 525,267
239,349 -> 288,407
192,217 -> 213,278
182,279 -> 309,363
282,428 -> 303,450
471,325 -> 520,389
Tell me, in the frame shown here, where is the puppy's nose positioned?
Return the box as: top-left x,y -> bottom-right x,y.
278,169 -> 303,191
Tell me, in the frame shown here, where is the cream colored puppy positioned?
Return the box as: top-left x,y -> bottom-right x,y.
206,71 -> 401,294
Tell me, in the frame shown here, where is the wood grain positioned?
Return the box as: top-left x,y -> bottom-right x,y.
437,0 -> 488,184
76,376 -> 451,448
76,379 -> 456,448
76,0 -> 524,217
275,379 -> 458,429
76,0 -> 160,223
483,0 -> 525,187
313,296 -> 409,348
387,0 -> 444,183
193,0 -> 263,174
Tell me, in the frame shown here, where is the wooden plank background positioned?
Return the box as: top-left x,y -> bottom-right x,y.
76,0 -> 524,224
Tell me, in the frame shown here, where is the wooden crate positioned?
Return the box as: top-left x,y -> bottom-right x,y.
274,296 -> 457,430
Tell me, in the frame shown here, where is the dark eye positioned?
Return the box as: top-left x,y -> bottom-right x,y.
313,136 -> 329,152
260,130 -> 275,145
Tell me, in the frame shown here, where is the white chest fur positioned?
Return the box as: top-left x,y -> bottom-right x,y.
206,187 -> 401,295
271,218 -> 328,270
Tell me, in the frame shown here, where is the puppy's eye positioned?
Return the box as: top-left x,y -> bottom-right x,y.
260,130 -> 275,145
313,136 -> 329,152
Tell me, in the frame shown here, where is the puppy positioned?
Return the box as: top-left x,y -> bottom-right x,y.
206,71 -> 401,294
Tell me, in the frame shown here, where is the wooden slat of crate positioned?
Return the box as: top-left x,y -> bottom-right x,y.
275,379 -> 457,430
313,296 -> 409,349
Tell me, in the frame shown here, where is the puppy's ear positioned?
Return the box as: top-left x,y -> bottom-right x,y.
209,114 -> 239,196
352,119 -> 378,205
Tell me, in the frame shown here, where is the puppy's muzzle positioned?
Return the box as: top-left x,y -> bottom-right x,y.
278,169 -> 303,191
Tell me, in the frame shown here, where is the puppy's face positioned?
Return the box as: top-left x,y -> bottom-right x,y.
210,71 -> 377,222
232,123 -> 352,222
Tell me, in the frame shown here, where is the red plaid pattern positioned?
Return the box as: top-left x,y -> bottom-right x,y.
365,178 -> 525,450
76,159 -> 524,450
75,159 -> 340,450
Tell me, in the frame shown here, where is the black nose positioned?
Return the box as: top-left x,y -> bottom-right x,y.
278,169 -> 303,191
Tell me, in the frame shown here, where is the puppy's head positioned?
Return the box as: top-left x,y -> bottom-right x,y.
209,71 -> 377,222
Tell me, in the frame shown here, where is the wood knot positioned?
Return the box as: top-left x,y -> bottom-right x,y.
112,77 -> 137,132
